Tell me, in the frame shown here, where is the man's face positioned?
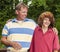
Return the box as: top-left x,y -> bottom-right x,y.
16,7 -> 28,20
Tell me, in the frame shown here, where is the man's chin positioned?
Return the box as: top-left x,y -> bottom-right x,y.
21,18 -> 26,20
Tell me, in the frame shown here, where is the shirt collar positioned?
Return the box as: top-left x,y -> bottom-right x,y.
12,18 -> 29,22
37,25 -> 52,32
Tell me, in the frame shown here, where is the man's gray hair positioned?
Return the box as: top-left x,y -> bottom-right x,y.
15,2 -> 28,10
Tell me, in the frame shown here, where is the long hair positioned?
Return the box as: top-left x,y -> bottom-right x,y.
38,11 -> 55,28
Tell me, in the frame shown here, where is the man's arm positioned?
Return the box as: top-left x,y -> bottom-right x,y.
1,36 -> 22,50
53,27 -> 58,35
1,36 -> 12,46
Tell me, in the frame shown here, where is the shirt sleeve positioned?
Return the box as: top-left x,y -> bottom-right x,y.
2,24 -> 9,36
29,27 -> 37,52
29,31 -> 35,52
30,19 -> 37,26
53,34 -> 59,50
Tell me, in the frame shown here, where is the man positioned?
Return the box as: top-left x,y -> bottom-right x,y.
1,2 -> 58,52
1,2 -> 36,52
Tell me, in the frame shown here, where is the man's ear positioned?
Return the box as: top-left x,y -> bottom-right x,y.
15,10 -> 18,15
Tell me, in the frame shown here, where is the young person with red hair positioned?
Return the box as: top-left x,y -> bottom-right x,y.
30,11 -> 59,52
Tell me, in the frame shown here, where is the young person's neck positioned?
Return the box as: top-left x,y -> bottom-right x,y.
42,26 -> 48,34
42,26 -> 48,30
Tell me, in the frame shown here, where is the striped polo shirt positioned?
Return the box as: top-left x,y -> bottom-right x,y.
2,18 -> 37,49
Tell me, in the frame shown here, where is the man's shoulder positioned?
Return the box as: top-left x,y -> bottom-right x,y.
5,18 -> 15,25
26,18 -> 35,22
6,18 -> 16,23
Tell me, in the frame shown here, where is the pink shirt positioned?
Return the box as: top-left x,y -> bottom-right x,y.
30,26 -> 59,52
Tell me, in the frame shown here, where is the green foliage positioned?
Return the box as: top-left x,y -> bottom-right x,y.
23,0 -> 28,4
55,17 -> 60,35
32,0 -> 46,6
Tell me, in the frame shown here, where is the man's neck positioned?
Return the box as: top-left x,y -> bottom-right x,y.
16,17 -> 24,21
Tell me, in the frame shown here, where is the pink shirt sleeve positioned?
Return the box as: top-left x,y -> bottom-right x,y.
53,34 -> 59,50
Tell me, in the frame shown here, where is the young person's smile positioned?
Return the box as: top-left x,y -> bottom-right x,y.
43,18 -> 50,27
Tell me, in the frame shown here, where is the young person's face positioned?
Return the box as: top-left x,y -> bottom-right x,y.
16,7 -> 28,20
43,18 -> 50,28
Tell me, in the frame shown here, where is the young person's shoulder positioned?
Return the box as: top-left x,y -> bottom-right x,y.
34,25 -> 41,30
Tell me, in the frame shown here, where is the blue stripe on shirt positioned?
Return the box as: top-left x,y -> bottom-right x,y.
3,25 -> 8,31
18,42 -> 30,48
9,28 -> 34,35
